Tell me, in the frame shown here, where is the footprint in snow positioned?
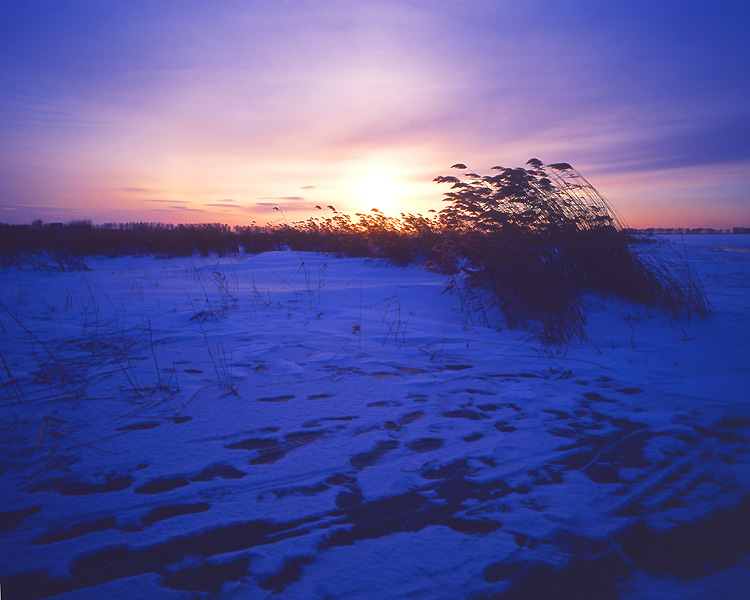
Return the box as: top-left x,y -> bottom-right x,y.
27,475 -> 132,496
190,465 -> 245,481
249,450 -> 287,465
443,409 -> 486,421
350,440 -> 399,470
406,438 -> 444,453
115,421 -> 160,432
258,394 -> 295,402
141,503 -> 210,527
31,517 -> 117,545
302,416 -> 357,428
135,476 -> 189,495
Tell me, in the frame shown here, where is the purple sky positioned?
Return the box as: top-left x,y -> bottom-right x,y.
2,0 -> 749,228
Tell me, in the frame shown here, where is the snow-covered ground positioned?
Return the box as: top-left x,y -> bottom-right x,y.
1,234 -> 748,599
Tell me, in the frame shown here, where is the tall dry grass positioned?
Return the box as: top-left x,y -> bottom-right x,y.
430,159 -> 712,346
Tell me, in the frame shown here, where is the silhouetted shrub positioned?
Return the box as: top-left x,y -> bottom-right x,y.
431,159 -> 712,346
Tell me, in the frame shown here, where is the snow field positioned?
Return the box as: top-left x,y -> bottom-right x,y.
1,236 -> 749,598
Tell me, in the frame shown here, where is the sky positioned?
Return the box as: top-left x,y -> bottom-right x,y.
1,0 -> 749,229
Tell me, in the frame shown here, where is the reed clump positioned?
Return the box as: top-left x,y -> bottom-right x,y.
431,159 -> 712,346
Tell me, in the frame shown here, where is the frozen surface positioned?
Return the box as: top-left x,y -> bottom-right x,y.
1,235 -> 748,598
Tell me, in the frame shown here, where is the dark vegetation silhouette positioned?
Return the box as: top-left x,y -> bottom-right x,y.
0,159 -> 712,346
429,159 -> 712,345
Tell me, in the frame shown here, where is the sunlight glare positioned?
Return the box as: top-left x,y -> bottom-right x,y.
354,171 -> 403,216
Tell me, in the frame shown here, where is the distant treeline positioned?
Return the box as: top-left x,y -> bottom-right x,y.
2,220 -> 745,267
2,220 -> 746,260
625,227 -> 750,234
0,216 -> 448,265
2,221 -> 745,262
0,220 -> 292,258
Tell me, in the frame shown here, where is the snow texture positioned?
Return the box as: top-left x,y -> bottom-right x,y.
1,235 -> 749,598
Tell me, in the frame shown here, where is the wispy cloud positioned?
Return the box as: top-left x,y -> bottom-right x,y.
258,197 -> 305,201
254,200 -> 311,211
143,199 -> 189,204
152,206 -> 206,213
119,187 -> 156,193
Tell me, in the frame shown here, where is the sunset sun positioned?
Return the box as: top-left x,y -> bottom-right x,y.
353,171 -> 404,216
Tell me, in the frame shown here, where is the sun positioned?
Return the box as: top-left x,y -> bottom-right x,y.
353,171 -> 403,216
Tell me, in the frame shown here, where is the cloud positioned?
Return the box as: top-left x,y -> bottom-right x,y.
0,204 -> 79,215
204,203 -> 242,208
144,199 -> 189,204
258,196 -> 305,201
152,206 -> 206,213
254,200 -> 311,211
609,113 -> 750,174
